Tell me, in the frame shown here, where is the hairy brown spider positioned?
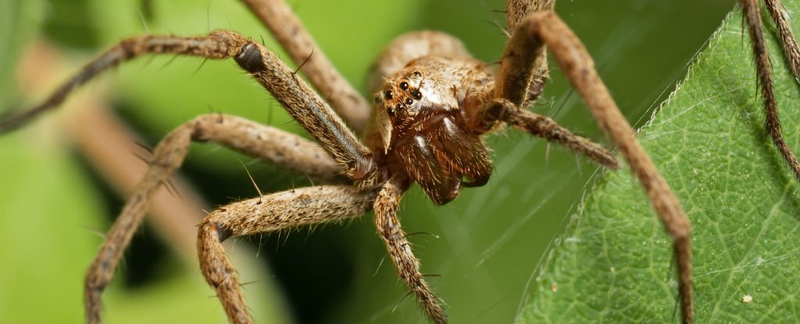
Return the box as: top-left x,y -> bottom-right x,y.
3,0 -> 800,323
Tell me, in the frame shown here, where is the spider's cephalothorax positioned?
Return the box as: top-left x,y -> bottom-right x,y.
365,32 -> 495,204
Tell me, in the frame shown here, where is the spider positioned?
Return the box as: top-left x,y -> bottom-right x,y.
2,0 -> 799,323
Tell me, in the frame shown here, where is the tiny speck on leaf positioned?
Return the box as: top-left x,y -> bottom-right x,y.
741,295 -> 753,303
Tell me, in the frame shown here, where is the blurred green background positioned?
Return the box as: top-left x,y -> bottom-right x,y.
0,0 -> 733,323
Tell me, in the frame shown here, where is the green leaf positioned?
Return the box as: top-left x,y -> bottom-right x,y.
519,2 -> 800,323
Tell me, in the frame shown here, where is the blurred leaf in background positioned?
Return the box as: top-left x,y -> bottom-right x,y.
0,0 -> 736,323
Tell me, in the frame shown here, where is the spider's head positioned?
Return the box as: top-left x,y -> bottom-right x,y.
366,64 -> 491,204
369,68 -> 459,154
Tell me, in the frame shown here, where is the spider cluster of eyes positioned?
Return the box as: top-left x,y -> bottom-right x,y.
377,71 -> 424,118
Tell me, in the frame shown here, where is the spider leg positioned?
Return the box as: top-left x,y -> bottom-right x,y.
468,0 -> 618,168
764,0 -> 800,81
0,30 -> 380,185
0,31 -> 247,134
742,0 -> 800,183
505,0 -> 555,27
240,0 -> 371,131
198,185 -> 375,324
511,109 -> 619,168
495,10 -> 694,323
504,0 -> 555,104
374,177 -> 446,324
191,114 -> 342,179
232,40 -> 379,186
84,113 -> 346,324
472,98 -> 619,168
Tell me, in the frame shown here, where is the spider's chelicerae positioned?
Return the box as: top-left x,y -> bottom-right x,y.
3,0 -> 800,323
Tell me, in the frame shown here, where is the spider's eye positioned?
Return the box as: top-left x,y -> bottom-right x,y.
413,71 -> 421,77
405,98 -> 413,105
374,96 -> 381,104
410,89 -> 422,100
400,81 -> 409,90
387,106 -> 395,117
384,90 -> 393,100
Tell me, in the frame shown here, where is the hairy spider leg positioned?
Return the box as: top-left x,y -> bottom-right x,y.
240,0 -> 371,131
199,185 -> 376,324
83,113 -> 345,324
487,10 -> 694,323
742,0 -> 800,184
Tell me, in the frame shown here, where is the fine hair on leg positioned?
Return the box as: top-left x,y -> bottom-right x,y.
83,113 -> 349,324
741,0 -> 800,183
198,185 -> 376,323
373,177 -> 447,324
240,0 -> 371,131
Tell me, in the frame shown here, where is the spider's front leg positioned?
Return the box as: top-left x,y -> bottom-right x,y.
239,0 -> 372,132
483,8 -> 694,324
0,30 -> 378,183
0,31 -> 248,134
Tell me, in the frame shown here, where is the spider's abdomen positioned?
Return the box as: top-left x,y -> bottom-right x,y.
365,32 -> 495,204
